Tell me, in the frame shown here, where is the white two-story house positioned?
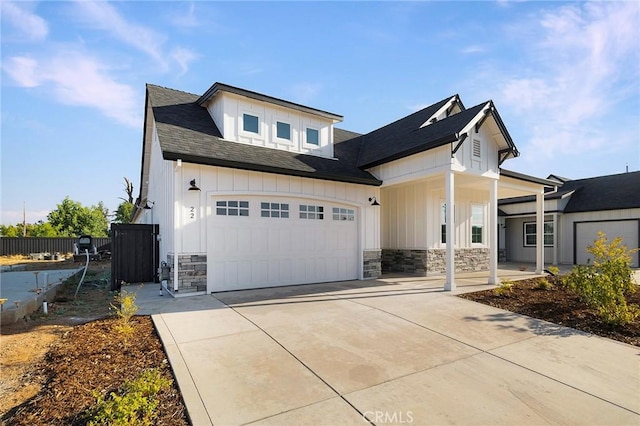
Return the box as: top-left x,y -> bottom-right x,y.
134,82 -> 554,296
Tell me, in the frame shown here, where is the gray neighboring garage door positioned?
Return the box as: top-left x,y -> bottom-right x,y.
575,220 -> 639,267
208,196 -> 359,292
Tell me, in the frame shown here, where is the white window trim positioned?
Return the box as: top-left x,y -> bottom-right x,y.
471,204 -> 484,245
524,221 -> 554,247
303,126 -> 321,148
239,111 -> 263,137
274,120 -> 293,144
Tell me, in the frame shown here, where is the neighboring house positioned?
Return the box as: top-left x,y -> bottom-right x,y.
133,82 -> 554,296
499,171 -> 640,268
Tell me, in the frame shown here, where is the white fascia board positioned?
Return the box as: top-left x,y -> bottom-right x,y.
420,95 -> 459,128
457,101 -> 492,138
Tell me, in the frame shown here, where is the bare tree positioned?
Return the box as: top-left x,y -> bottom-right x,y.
119,177 -> 134,204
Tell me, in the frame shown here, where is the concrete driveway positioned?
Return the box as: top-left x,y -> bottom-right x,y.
137,273 -> 640,425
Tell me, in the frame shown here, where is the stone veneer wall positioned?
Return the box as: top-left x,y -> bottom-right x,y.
363,250 -> 382,279
382,250 -> 428,275
498,248 -> 507,263
167,253 -> 207,292
382,248 -> 490,275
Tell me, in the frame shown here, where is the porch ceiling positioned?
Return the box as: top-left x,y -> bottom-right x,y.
379,171 -> 549,200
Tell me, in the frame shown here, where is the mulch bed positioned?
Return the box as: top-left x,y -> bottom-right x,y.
3,316 -> 190,425
459,278 -> 640,347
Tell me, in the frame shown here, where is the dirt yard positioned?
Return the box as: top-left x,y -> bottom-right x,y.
0,257 -> 189,425
459,276 -> 640,347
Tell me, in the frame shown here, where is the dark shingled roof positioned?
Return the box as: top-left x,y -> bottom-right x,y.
499,171 -> 640,212
145,83 -> 519,188
562,171 -> 640,213
147,84 -> 381,186
355,96 -> 471,168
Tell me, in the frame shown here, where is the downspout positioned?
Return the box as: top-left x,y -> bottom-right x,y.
173,159 -> 182,292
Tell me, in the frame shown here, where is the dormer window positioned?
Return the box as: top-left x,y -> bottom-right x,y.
276,121 -> 291,140
306,128 -> 319,145
243,114 -> 259,134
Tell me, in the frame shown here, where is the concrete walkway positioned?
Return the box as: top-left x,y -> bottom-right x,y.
133,270 -> 640,426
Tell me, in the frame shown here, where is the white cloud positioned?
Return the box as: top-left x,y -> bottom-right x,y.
3,51 -> 141,128
289,83 -> 322,104
460,45 -> 487,54
171,47 -> 199,76
498,1 -> 640,158
73,1 -> 167,68
171,2 -> 200,29
3,57 -> 41,87
1,2 -> 49,41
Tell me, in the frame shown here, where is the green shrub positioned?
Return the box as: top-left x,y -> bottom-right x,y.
566,232 -> 639,325
535,278 -> 553,290
494,279 -> 514,296
111,289 -> 139,347
86,369 -> 171,426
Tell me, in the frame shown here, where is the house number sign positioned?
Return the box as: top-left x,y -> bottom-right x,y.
189,206 -> 195,219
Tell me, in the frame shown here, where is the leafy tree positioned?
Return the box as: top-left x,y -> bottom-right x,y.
0,224 -> 20,237
47,197 -> 109,237
27,220 -> 57,237
114,201 -> 134,224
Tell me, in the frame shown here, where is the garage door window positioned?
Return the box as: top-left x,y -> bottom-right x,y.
332,207 -> 355,221
261,202 -> 289,218
300,205 -> 324,219
524,222 -> 554,247
216,201 -> 249,216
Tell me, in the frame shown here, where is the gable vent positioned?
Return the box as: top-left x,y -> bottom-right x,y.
472,139 -> 481,158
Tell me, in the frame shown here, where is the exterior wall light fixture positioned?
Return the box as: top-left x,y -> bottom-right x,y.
369,197 -> 380,206
188,179 -> 201,191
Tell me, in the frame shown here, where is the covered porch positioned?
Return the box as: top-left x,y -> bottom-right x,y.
379,168 -> 556,291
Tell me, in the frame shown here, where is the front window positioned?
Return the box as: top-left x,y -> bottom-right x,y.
524,221 -> 554,247
306,128 -> 319,145
276,121 -> 291,140
440,202 -> 447,244
243,114 -> 259,133
471,205 -> 483,244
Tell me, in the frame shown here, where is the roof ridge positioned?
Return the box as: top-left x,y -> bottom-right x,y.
146,83 -> 199,97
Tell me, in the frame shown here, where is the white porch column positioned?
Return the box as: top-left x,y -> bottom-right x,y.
535,191 -> 544,274
552,212 -> 558,265
445,170 -> 455,291
488,178 -> 499,285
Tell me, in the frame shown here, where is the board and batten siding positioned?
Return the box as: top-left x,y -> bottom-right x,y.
172,163 -> 380,255
205,92 -> 335,158
136,121 -> 175,265
368,124 -> 501,188
382,182 -> 490,249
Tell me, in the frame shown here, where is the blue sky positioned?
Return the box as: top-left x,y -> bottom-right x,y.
2,1 -> 639,226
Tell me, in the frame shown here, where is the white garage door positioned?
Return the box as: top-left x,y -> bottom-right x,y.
208,196 -> 359,292
575,220 -> 639,267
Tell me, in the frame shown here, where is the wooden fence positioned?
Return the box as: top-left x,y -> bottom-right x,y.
0,237 -> 111,256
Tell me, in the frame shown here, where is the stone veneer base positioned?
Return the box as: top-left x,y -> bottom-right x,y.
167,253 -> 207,292
363,250 -> 382,279
382,248 -> 490,275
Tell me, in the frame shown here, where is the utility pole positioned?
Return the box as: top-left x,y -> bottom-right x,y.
23,201 -> 27,237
